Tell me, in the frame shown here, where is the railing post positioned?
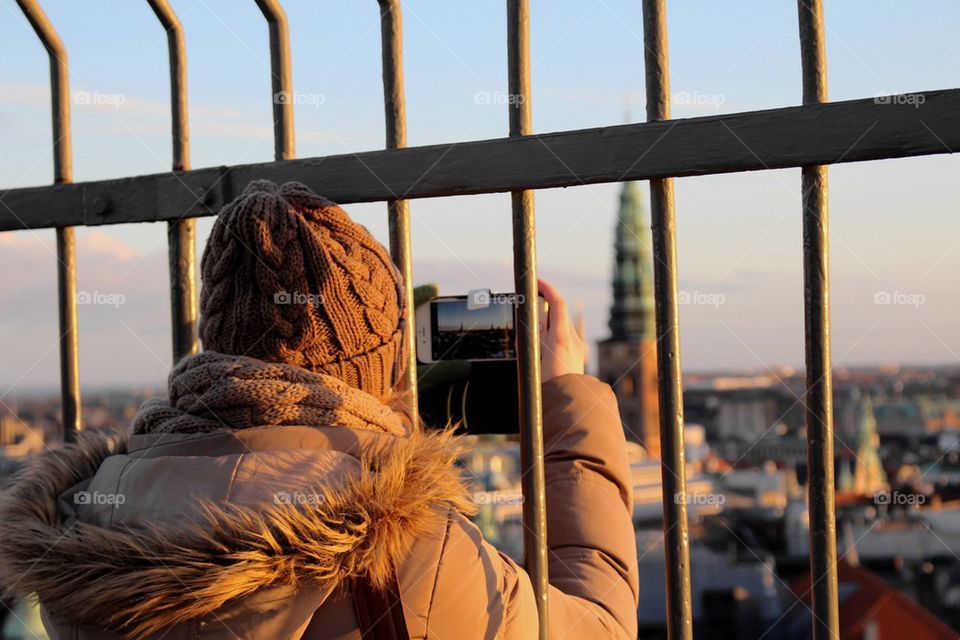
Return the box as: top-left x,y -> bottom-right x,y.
641,1 -> 693,638
377,0 -> 419,423
16,0 -> 81,442
797,1 -> 840,638
255,0 -> 295,161
147,0 -> 198,364
506,1 -> 549,636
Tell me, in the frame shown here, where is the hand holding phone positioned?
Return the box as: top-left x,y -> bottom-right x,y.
413,281 -> 577,434
537,279 -> 587,382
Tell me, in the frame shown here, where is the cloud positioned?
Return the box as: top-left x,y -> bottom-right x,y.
540,87 -> 645,108
0,83 -> 344,144
0,83 -> 49,107
0,229 -> 172,390
82,230 -> 138,262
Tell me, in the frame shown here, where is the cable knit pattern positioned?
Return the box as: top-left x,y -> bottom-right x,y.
198,180 -> 406,399
132,351 -> 406,436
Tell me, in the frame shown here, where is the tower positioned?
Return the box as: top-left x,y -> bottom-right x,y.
852,394 -> 887,496
597,181 -> 661,457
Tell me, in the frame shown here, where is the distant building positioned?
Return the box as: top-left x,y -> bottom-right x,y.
721,465 -> 792,513
631,426 -> 718,525
787,559 -> 957,639
850,508 -> 960,562
597,181 -> 660,457
0,415 -> 44,458
637,530 -> 784,638
874,397 -> 928,437
683,376 -> 807,460
714,390 -> 781,442
735,430 -> 807,468
852,394 -> 887,497
926,397 -> 960,430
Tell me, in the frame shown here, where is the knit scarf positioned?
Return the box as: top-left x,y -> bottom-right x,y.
132,351 -> 406,436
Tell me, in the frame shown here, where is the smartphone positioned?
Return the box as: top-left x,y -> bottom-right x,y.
415,291 -> 548,364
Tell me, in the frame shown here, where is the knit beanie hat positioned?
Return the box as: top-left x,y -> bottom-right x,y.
198,180 -> 407,399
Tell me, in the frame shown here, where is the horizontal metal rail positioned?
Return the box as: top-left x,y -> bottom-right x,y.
3,88 -> 958,231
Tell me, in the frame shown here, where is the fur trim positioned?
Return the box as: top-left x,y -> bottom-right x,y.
0,428 -> 475,637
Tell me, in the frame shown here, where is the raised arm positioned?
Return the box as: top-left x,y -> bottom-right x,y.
537,279 -> 639,638
417,281 -> 638,639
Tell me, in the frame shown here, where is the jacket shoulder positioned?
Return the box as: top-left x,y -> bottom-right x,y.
395,508 -> 537,640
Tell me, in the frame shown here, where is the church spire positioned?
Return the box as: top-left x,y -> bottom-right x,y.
853,393 -> 887,496
608,181 -> 655,341
598,178 -> 661,454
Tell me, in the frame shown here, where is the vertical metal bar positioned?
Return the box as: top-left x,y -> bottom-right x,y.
641,1 -> 693,638
16,0 -> 81,442
255,0 -> 295,161
507,1 -> 548,636
797,1 -> 840,638
377,0 -> 418,423
148,0 -> 198,364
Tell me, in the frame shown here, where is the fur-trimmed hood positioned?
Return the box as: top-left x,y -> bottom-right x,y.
0,426 -> 474,637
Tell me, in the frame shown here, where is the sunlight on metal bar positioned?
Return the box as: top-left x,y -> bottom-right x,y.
377,0 -> 419,424
148,0 -> 198,364
797,1 -> 840,638
641,0 -> 693,638
16,0 -> 81,442
507,1 -> 549,636
255,0 -> 295,161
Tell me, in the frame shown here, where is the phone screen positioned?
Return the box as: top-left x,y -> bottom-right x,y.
431,296 -> 516,361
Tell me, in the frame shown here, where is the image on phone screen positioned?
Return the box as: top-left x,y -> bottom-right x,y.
431,297 -> 516,361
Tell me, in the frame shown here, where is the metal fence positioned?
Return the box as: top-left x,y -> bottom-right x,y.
4,1 -> 958,638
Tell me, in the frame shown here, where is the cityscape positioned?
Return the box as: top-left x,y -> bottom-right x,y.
2,182 -> 958,638
472,182 -> 960,639
3,1 -> 960,638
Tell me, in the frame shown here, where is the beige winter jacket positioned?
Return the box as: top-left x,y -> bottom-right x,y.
0,374 -> 638,639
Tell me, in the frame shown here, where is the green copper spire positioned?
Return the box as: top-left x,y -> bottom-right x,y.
853,394 -> 887,495
609,181 -> 655,341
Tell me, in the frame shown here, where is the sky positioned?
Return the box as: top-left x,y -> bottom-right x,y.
1,0 -> 959,390
436,299 -> 513,333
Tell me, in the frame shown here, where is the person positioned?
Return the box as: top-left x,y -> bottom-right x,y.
0,181 -> 638,639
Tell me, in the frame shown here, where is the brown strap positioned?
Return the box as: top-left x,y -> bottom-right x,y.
353,573 -> 410,640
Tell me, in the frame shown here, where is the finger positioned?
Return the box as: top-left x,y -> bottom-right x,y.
537,278 -> 568,327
